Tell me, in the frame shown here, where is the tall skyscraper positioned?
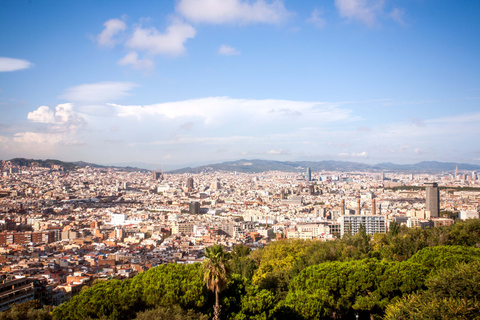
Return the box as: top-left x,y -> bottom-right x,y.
306,167 -> 312,181
189,201 -> 201,215
186,177 -> 194,189
425,182 -> 439,218
308,185 -> 314,195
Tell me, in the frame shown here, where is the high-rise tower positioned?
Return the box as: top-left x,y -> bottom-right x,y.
306,167 -> 312,181
425,182 -> 439,218
186,177 -> 194,189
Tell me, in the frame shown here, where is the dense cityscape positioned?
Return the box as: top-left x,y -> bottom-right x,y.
2,0 -> 480,318
0,159 -> 479,317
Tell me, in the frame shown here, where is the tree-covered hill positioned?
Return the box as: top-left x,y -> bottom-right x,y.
2,219 -> 480,320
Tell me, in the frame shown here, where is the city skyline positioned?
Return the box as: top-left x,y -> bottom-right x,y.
1,0 -> 480,166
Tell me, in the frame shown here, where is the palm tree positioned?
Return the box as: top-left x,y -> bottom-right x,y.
201,245 -> 230,320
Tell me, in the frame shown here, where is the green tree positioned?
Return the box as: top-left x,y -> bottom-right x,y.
285,259 -> 428,320
53,263 -> 206,320
408,245 -> 480,273
202,245 -> 231,320
0,300 -> 53,320
230,245 -> 257,280
134,306 -> 208,320
384,262 -> 480,319
388,221 -> 400,237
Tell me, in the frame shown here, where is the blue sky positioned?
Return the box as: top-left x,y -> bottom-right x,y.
1,0 -> 479,168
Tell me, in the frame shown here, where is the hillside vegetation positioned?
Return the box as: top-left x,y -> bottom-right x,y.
2,219 -> 480,320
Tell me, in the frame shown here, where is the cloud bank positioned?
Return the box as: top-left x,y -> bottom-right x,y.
0,57 -> 32,72
176,0 -> 290,24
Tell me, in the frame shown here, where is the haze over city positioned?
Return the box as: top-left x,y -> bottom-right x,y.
1,0 -> 479,167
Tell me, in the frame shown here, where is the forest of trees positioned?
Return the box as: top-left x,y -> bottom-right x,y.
1,219 -> 480,320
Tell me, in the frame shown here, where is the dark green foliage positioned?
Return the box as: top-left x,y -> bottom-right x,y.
230,245 -> 256,280
446,218 -> 480,246
384,296 -> 480,320
134,306 -> 208,320
341,224 -> 373,260
52,263 -> 206,320
388,221 -> 400,237
0,300 -> 53,320
132,263 -> 206,310
285,259 -> 429,320
220,274 -> 276,320
52,279 -> 141,320
426,261 -> 480,300
46,219 -> 480,319
374,225 -> 450,261
373,219 -> 480,261
384,262 -> 480,319
409,245 -> 480,272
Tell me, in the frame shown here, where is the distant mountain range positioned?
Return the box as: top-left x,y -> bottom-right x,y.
167,159 -> 480,174
4,158 -> 480,174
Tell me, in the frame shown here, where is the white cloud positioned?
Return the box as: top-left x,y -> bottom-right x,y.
13,132 -> 84,146
338,151 -> 368,158
13,104 -> 87,153
176,0 -> 290,24
118,52 -> 154,72
97,18 -> 127,47
110,97 -> 352,124
307,8 -> 326,28
62,81 -> 137,103
54,103 -> 84,126
219,45 -> 240,55
335,0 -> 384,26
0,57 -> 32,72
126,20 -> 196,56
27,103 -> 85,129
27,106 -> 55,123
267,149 -> 289,155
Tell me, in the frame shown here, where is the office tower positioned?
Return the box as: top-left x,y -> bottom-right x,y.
308,185 -> 314,195
425,182 -> 439,218
186,177 -> 194,189
189,201 -> 201,215
211,179 -> 221,190
306,167 -> 312,181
